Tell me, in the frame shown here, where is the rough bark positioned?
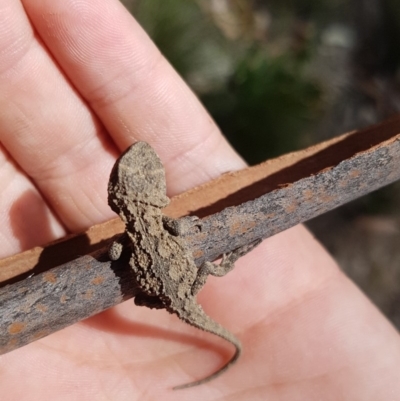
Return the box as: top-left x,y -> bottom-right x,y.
1,116 -> 400,355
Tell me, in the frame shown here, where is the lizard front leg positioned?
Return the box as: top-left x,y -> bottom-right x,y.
108,234 -> 129,261
162,215 -> 202,236
191,239 -> 262,295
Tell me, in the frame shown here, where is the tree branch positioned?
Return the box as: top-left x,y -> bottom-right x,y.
1,116 -> 400,355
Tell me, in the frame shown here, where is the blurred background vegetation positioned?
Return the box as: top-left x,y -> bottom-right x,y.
121,0 -> 400,327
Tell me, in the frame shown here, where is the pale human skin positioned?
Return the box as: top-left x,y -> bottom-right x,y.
0,1 -> 400,400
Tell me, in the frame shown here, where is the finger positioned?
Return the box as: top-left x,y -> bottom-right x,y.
22,0 -> 245,195
0,0 -> 118,232
0,1 -> 66,255
0,145 -> 65,257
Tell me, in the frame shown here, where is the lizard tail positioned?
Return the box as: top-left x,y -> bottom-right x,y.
172,302 -> 241,390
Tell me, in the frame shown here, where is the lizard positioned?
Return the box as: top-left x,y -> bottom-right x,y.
107,141 -> 261,389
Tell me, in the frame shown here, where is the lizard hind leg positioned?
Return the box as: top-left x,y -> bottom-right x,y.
173,303 -> 242,390
192,238 -> 262,296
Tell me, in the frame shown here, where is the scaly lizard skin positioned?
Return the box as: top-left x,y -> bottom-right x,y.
107,142 -> 260,389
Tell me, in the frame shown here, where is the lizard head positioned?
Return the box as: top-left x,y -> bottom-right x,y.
108,141 -> 170,209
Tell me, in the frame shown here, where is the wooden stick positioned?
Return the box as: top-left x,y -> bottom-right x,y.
1,116 -> 400,355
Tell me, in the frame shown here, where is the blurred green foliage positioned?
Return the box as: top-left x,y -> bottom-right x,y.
123,0 -> 323,164
123,0 -> 400,165
265,0 -> 350,21
128,0 -> 230,82
202,49 -> 321,163
351,182 -> 400,216
382,0 -> 400,73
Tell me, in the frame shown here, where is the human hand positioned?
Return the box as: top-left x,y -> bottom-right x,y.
1,1 -> 399,400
